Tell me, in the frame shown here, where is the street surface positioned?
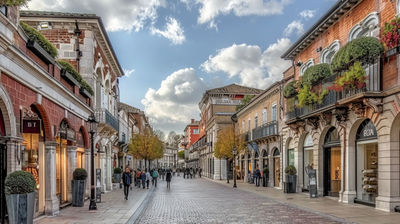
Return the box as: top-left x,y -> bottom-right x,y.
136,176 -> 346,224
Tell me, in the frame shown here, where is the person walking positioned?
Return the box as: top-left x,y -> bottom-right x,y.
146,169 -> 151,189
166,168 -> 172,189
122,167 -> 131,200
136,169 -> 141,188
199,168 -> 202,178
141,170 -> 146,189
255,167 -> 261,187
152,169 -> 159,187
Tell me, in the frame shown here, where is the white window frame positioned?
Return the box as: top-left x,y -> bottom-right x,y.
262,108 -> 267,124
272,104 -> 277,121
300,59 -> 314,76
320,40 -> 340,64
348,12 -> 379,42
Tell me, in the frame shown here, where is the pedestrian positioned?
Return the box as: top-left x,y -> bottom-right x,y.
199,168 -> 202,178
136,169 -> 141,188
151,169 -> 155,186
141,170 -> 146,189
189,167 -> 193,179
121,167 -> 131,200
145,169 -> 151,189
183,168 -> 186,179
166,168 -> 172,189
152,169 -> 158,187
255,166 -> 261,187
162,168 -> 165,180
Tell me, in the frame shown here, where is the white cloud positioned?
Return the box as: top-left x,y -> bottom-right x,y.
195,0 -> 291,26
151,17 -> 186,45
284,20 -> 304,36
299,9 -> 316,19
141,68 -> 207,132
123,68 -> 135,78
201,38 -> 291,89
26,0 -> 166,32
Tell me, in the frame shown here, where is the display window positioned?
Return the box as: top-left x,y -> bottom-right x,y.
323,128 -> 341,197
288,149 -> 294,166
273,149 -> 280,187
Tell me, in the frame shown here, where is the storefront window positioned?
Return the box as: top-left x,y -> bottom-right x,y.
288,149 -> 294,166
303,134 -> 313,190
324,128 -> 341,197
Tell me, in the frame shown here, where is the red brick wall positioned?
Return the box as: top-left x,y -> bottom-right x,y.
293,0 -> 398,90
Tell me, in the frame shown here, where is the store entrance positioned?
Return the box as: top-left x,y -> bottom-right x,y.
323,128 -> 341,197
0,143 -> 7,224
273,148 -> 280,187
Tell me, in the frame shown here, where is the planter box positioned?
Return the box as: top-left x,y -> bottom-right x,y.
61,70 -> 81,87
72,180 -> 86,207
26,40 -> 55,65
285,175 -> 297,193
6,192 -> 35,224
386,47 -> 399,58
79,87 -> 92,98
113,173 -> 121,183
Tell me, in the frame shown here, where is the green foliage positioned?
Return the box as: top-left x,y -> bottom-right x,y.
114,167 -> 122,174
177,150 -> 185,159
236,95 -> 254,111
297,82 -> 328,108
73,168 -> 87,180
57,60 -> 94,95
0,0 -> 29,6
285,165 -> 297,175
263,167 -> 269,174
5,171 -> 36,195
283,80 -> 297,98
302,63 -> 332,85
330,62 -> 366,91
331,37 -> 384,72
20,21 -> 58,58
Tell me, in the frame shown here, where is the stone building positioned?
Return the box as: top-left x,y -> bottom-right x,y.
0,6 -> 97,219
280,0 -> 400,212
236,82 -> 282,187
198,84 -> 262,180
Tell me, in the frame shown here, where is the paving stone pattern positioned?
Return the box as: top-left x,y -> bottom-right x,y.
136,177 -> 347,224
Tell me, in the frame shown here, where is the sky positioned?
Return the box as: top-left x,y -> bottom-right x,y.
26,0 -> 336,134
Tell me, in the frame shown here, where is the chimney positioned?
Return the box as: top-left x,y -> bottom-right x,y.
191,119 -> 194,124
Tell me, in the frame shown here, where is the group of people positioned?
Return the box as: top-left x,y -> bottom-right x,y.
121,167 -> 173,200
183,167 -> 202,179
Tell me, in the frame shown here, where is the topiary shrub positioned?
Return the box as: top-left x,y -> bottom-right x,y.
114,167 -> 122,174
283,80 -> 297,98
331,37 -> 384,72
302,63 -> 333,85
5,170 -> 36,195
20,21 -> 58,58
73,168 -> 88,180
263,167 -> 269,174
57,60 -> 94,95
285,165 -> 297,175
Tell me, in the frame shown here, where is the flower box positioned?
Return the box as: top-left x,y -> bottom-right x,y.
61,69 -> 81,87
26,39 -> 55,65
79,87 -> 92,98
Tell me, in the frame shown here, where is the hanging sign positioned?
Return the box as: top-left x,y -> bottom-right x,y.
22,120 -> 41,133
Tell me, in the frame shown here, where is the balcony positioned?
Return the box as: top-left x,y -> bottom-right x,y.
252,121 -> 278,141
95,108 -> 119,132
286,60 -> 382,122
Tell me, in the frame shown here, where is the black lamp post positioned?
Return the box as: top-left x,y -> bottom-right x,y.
88,113 -> 98,210
233,146 -> 237,188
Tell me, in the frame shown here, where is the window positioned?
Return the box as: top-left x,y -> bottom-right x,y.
193,129 -> 199,134
248,119 -> 251,132
254,114 -> 258,128
241,120 -> 245,132
300,59 -> 314,76
272,104 -> 277,121
320,40 -> 340,64
348,12 -> 379,41
262,109 -> 267,124
0,6 -> 6,16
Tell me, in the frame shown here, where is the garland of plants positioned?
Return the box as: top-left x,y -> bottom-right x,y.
283,37 -> 383,108
20,21 -> 58,58
58,60 -> 94,95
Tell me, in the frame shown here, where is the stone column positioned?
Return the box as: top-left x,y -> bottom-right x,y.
269,155 -> 274,187
85,149 -> 91,197
67,146 -> 77,202
106,150 -> 112,191
45,141 -> 59,216
244,154 -> 248,182
100,152 -> 106,192
3,137 -> 23,174
342,128 -> 356,204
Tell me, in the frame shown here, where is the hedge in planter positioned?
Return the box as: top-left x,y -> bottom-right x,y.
5,170 -> 36,224
57,60 -> 94,95
329,62 -> 366,92
1,0 -> 29,6
285,165 -> 297,193
331,37 -> 384,72
72,168 -> 87,207
283,80 -> 297,98
20,22 -> 58,58
302,63 -> 332,85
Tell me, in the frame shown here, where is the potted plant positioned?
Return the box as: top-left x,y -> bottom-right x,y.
113,167 -> 122,183
285,165 -> 297,193
72,168 -> 87,207
262,167 -> 269,187
5,170 -> 36,224
382,16 -> 400,57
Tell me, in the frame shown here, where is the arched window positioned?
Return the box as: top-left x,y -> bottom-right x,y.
320,40 -> 340,64
348,12 -> 379,41
300,59 -> 314,76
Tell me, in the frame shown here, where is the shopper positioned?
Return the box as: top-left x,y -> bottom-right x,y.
146,169 -> 151,189
152,169 -> 159,187
199,168 -> 202,178
141,170 -> 146,189
122,167 -> 131,200
255,167 -> 261,187
166,168 -> 172,189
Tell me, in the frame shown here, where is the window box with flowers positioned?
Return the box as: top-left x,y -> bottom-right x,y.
382,17 -> 400,58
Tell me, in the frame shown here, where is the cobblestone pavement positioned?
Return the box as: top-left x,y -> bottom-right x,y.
136,176 -> 348,224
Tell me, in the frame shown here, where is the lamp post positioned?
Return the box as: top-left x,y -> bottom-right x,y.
233,146 -> 237,188
88,113 -> 98,210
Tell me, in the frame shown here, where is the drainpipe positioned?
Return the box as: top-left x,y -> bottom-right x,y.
74,20 -> 82,73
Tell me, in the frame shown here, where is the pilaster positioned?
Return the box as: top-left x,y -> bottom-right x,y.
44,141 -> 59,216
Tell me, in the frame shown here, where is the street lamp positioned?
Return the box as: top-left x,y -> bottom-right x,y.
233,146 -> 237,188
88,113 -> 98,210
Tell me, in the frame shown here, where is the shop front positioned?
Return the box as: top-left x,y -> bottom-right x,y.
21,106 -> 45,215
76,129 -> 85,169
0,109 -> 7,223
287,139 -> 295,167
273,148 -> 280,187
323,128 -> 341,197
262,150 -> 268,170
303,134 -> 314,191
355,119 -> 378,206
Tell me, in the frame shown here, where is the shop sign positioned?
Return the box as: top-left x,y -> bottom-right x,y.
60,128 -> 76,141
357,120 -> 377,141
22,120 -> 41,133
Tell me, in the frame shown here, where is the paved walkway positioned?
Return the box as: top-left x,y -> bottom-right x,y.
34,184 -> 151,224
136,176 -> 348,224
212,179 -> 400,224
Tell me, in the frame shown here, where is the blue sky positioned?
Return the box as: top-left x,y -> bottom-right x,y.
28,0 -> 336,133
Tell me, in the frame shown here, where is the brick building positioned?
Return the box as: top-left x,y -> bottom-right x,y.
280,0 -> 400,211
183,119 -> 200,149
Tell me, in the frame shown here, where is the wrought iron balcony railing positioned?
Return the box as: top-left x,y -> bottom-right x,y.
96,108 -> 119,132
252,121 -> 278,141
